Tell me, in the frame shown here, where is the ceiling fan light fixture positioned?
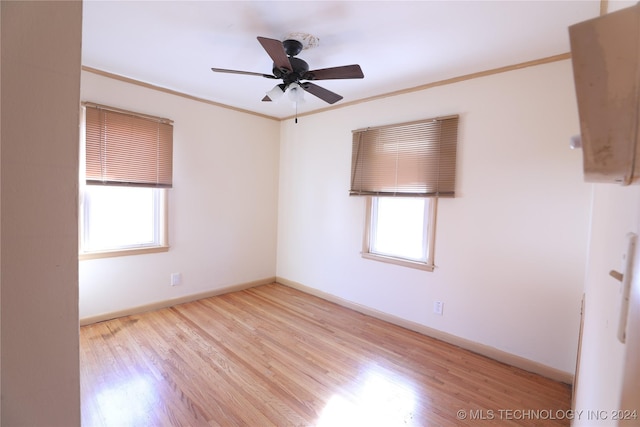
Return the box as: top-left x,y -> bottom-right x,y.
286,82 -> 305,104
266,84 -> 285,101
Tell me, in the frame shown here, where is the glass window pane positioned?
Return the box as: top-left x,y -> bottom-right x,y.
83,186 -> 159,252
371,197 -> 427,262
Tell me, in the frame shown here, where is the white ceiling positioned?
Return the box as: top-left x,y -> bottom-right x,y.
82,1 -> 611,120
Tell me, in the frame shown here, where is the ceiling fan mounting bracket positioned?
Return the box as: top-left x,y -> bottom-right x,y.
284,32 -> 320,51
282,39 -> 303,57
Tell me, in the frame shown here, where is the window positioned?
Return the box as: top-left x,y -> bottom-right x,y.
82,185 -> 166,254
362,196 -> 437,271
351,115 -> 458,271
79,103 -> 173,259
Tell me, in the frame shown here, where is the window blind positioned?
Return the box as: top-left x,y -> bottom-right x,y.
84,103 -> 173,188
350,115 -> 458,197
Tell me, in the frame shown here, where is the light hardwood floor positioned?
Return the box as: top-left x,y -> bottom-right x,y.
80,283 -> 572,426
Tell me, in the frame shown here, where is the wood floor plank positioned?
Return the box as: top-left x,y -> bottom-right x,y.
81,283 -> 572,426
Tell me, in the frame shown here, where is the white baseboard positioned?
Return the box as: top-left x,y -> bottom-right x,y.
276,276 -> 574,385
79,277 -> 276,326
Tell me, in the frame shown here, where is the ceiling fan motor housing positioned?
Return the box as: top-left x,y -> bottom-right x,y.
273,56 -> 309,84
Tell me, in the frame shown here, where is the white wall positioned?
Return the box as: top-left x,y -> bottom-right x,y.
1,2 -> 81,425
277,59 -> 591,376
79,72 -> 280,321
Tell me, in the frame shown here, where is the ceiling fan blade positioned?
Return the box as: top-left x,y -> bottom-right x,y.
301,82 -> 343,104
305,64 -> 364,80
211,68 -> 277,79
257,37 -> 292,73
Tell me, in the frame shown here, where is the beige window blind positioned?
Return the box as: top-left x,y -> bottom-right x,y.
350,115 -> 458,197
84,103 -> 173,188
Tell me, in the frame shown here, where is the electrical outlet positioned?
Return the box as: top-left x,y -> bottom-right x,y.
433,301 -> 444,316
170,272 -> 182,286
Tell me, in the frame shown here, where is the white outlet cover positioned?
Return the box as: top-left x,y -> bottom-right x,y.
434,301 -> 444,315
171,273 -> 182,286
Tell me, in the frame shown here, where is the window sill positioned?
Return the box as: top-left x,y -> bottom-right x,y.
79,245 -> 169,260
361,252 -> 434,272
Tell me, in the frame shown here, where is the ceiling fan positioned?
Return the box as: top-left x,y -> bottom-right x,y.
211,36 -> 364,105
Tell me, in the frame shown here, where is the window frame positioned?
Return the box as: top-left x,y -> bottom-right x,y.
78,185 -> 169,260
362,196 -> 437,271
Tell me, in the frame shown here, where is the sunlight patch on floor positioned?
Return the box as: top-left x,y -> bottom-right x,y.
94,374 -> 159,426
316,365 -> 418,427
